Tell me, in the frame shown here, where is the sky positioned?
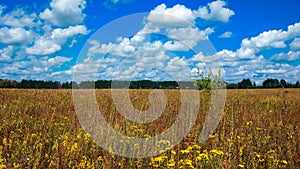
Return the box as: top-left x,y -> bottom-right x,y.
0,0 -> 300,84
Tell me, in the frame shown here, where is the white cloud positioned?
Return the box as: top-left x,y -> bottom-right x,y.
290,38 -> 300,50
0,8 -> 40,27
26,25 -> 88,55
239,22 -> 300,56
40,0 -> 86,26
0,1 -> 90,81
270,51 -> 300,62
87,40 -> 115,57
255,69 -> 287,74
189,52 -> 206,62
193,0 -> 235,23
165,57 -> 191,80
241,30 -> 288,50
51,25 -> 88,39
131,25 -> 160,43
236,47 -> 256,59
146,4 -> 195,27
0,27 -> 31,45
3,1 -> 299,83
146,2 -> 235,28
167,27 -> 214,48
219,31 -> 232,38
26,38 -> 61,55
46,56 -> 72,66
69,39 -> 77,47
166,57 -> 188,71
0,46 -> 13,62
163,41 -> 188,51
0,55 -> 72,80
287,22 -> 300,38
109,37 -> 136,56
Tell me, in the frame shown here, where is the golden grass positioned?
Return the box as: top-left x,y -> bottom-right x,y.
0,89 -> 299,168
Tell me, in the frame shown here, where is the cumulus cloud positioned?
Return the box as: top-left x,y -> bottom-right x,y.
26,25 -> 88,55
4,0 -> 299,83
0,0 -> 90,81
40,0 -> 86,26
0,55 -> 72,80
87,40 -> 115,57
146,1 -> 235,28
241,30 -> 288,50
51,25 -> 88,39
147,4 -> 195,27
290,38 -> 300,50
188,22 -> 300,83
0,27 -> 31,45
66,2 -> 234,82
0,46 -> 13,62
163,41 -> 188,51
26,38 -> 62,55
270,51 -> 300,62
193,0 -> 235,23
219,31 -> 232,38
167,27 -> 214,48
47,56 -> 72,66
240,22 -> 300,55
0,8 -> 40,27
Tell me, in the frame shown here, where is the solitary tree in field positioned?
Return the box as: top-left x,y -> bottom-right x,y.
193,68 -> 225,91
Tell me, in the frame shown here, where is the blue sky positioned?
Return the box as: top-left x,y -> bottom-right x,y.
0,0 -> 299,84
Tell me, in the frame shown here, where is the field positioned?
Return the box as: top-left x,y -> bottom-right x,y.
0,89 -> 299,168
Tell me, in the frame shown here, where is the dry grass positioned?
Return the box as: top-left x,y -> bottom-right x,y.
0,89 -> 299,168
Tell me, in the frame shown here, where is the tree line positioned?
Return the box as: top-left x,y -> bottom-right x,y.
226,78 -> 300,89
0,78 -> 299,89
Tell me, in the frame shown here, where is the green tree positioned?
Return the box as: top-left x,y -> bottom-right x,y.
280,79 -> 287,88
295,81 -> 300,88
193,68 -> 225,91
238,79 -> 252,89
262,78 -> 280,88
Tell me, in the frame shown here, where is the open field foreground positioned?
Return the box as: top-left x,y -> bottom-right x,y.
0,89 -> 299,168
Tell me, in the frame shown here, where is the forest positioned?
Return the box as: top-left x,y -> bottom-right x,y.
0,78 -> 299,89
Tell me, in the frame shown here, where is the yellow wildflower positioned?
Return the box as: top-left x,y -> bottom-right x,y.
281,160 -> 288,165
84,133 -> 90,143
180,149 -> 190,154
178,159 -> 195,169
2,138 -> 7,147
168,158 -> 175,167
192,144 -> 201,150
209,134 -> 217,139
52,141 -> 58,151
210,149 -> 224,156
97,156 -> 103,162
0,146 -> 6,169
13,162 -> 21,168
254,152 -> 261,158
246,121 -> 253,125
71,143 -> 78,153
238,164 -> 244,168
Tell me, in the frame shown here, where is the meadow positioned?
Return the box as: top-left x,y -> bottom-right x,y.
0,89 -> 299,168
